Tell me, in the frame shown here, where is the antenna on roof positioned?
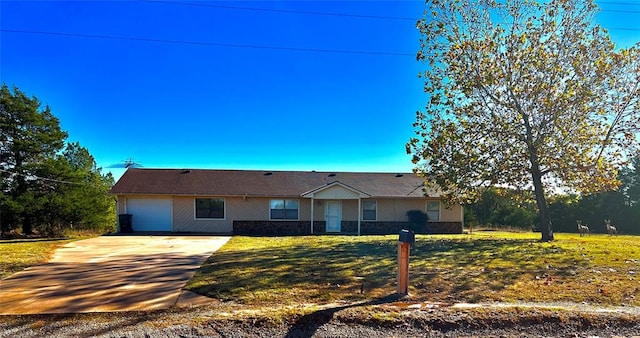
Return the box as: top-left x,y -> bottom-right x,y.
107,158 -> 142,169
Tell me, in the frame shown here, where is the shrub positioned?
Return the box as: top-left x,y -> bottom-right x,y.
405,210 -> 429,233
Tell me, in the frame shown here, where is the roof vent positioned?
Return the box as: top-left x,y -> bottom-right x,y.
395,174 -> 404,178
264,172 -> 273,176
181,169 -> 191,174
328,173 -> 336,177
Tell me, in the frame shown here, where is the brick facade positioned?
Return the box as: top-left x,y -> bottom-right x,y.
232,221 -> 463,236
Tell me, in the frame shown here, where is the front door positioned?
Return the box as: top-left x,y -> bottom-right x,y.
325,201 -> 342,232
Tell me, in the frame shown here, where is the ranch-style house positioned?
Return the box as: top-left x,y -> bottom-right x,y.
110,168 -> 464,235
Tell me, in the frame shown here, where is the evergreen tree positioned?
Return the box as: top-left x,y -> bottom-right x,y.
0,84 -> 115,237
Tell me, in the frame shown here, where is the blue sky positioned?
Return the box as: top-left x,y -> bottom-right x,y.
1,1 -> 639,181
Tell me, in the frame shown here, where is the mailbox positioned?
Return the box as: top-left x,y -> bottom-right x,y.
399,229 -> 415,244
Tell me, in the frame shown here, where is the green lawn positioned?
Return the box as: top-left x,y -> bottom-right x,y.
0,238 -> 77,279
186,232 -> 640,307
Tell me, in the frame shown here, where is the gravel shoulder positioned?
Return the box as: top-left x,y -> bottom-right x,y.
1,302 -> 640,338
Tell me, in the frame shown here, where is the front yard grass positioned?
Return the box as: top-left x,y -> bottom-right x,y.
0,238 -> 77,279
186,232 -> 640,307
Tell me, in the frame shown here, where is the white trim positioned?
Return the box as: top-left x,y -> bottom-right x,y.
268,198 -> 300,221
302,181 -> 370,199
357,198 -> 361,236
194,197 -> 226,220
310,197 -> 314,234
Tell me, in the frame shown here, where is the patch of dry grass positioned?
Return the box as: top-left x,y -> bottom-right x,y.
0,238 -> 77,278
186,232 -> 640,307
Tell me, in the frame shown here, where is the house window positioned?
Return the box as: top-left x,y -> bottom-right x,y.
426,201 -> 440,221
362,200 -> 377,221
195,198 -> 225,219
270,199 -> 299,220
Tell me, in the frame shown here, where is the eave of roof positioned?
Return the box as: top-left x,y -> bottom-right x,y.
110,168 -> 436,198
301,181 -> 372,198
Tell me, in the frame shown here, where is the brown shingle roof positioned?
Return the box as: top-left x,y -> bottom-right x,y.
110,168 -> 437,198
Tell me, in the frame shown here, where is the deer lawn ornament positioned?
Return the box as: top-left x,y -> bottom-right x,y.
605,219 -> 617,236
577,220 -> 590,237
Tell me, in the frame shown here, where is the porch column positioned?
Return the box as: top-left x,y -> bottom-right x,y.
357,198 -> 361,236
310,197 -> 314,234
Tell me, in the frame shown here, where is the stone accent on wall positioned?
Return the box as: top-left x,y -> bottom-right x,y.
232,221 -> 311,236
233,220 -> 463,235
340,221 -> 404,234
425,222 -> 463,234
342,221 -> 463,234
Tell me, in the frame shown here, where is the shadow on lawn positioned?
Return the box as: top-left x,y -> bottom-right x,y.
188,236 -> 592,304
188,239 -> 400,300
283,294 -> 402,338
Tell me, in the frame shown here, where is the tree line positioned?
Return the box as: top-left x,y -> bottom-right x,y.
0,84 -> 115,237
466,156 -> 640,234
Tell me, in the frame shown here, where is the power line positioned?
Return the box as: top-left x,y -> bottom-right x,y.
143,0 -> 640,21
0,168 -> 85,186
139,0 -> 640,31
604,26 -> 640,31
600,8 -> 640,13
598,1 -> 640,6
139,0 -> 418,21
0,29 -> 415,57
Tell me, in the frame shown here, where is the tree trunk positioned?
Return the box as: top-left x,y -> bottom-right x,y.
531,170 -> 553,241
521,112 -> 554,241
22,217 -> 33,235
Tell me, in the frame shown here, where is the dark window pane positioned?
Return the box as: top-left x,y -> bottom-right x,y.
196,209 -> 208,218
284,209 -> 298,220
271,209 -> 284,219
195,198 -> 224,219
363,210 -> 376,221
210,210 -> 224,219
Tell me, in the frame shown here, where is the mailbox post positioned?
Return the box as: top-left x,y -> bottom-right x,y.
397,229 -> 415,296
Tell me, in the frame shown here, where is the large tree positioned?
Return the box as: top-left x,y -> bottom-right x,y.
407,0 -> 639,241
1,84 -> 68,234
1,84 -> 115,236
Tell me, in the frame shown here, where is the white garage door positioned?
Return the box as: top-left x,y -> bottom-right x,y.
126,198 -> 172,232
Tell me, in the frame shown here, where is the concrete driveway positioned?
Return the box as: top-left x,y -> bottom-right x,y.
0,235 -> 230,314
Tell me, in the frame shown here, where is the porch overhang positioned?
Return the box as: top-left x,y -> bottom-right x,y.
302,181 -> 370,236
301,181 -> 371,199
